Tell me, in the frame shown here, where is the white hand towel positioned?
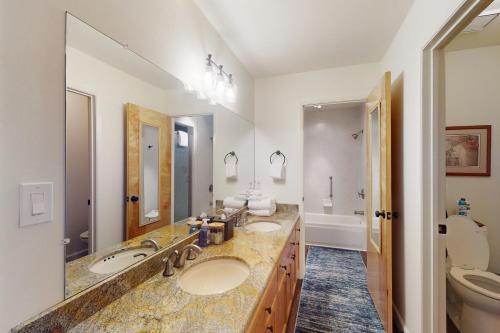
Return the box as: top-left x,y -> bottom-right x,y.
270,162 -> 285,180
177,131 -> 188,147
248,198 -> 275,210
223,197 -> 246,209
225,162 -> 237,179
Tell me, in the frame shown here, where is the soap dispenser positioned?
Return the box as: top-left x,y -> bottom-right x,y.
199,218 -> 210,247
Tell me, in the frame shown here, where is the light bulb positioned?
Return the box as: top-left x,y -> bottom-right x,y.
225,75 -> 237,103
183,82 -> 194,92
204,63 -> 215,92
196,90 -> 208,100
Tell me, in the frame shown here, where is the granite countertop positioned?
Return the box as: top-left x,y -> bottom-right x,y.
66,223 -> 191,298
68,210 -> 300,333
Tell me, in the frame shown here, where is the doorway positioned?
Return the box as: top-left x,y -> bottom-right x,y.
422,0 -> 497,332
65,89 -> 95,262
299,73 -> 393,332
173,115 -> 214,222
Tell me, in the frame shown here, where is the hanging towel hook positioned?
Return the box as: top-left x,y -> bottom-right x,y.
224,151 -> 238,164
269,150 -> 286,165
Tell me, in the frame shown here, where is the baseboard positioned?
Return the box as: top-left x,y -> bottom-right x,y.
393,304 -> 409,333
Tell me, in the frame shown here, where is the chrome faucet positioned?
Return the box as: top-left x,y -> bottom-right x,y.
163,250 -> 179,277
174,244 -> 203,268
238,210 -> 249,227
140,239 -> 160,251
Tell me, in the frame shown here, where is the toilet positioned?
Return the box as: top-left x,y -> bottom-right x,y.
446,215 -> 500,333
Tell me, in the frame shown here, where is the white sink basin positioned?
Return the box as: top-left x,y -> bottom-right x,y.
179,258 -> 250,295
245,221 -> 282,232
89,247 -> 156,275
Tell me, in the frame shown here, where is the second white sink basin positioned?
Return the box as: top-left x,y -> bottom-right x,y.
245,221 -> 282,233
179,258 -> 250,295
89,247 -> 156,275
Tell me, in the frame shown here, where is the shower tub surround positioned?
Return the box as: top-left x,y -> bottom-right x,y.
12,205 -> 299,333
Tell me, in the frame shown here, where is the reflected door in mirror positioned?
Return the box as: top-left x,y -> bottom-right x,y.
126,103 -> 171,239
65,89 -> 94,262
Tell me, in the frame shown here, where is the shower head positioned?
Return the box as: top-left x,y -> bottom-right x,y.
352,130 -> 363,140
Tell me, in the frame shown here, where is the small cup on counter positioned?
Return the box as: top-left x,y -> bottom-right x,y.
208,222 -> 225,245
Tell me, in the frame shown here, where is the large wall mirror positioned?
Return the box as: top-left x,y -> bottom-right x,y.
64,14 -> 255,298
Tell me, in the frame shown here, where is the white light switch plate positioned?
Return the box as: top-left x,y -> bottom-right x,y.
19,182 -> 53,227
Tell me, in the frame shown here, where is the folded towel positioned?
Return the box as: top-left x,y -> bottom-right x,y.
223,208 -> 236,215
270,162 -> 285,180
248,198 -> 275,210
223,197 -> 246,209
248,205 -> 276,217
225,162 -> 237,179
177,131 -> 188,147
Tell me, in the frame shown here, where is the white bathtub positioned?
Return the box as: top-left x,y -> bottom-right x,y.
305,213 -> 367,251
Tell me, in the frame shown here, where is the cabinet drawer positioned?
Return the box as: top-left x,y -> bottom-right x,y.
246,267 -> 278,333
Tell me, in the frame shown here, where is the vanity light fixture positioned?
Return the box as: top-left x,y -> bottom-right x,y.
204,54 -> 237,103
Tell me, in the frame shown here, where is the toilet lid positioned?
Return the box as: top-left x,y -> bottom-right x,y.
446,215 -> 489,270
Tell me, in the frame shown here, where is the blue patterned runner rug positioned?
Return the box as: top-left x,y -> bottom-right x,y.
295,246 -> 385,333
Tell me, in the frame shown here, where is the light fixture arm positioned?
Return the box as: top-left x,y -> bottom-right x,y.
206,54 -> 233,80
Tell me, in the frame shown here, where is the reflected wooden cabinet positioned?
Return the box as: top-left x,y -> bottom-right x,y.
247,221 -> 300,333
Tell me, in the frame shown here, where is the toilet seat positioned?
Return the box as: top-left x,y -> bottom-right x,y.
450,267 -> 500,301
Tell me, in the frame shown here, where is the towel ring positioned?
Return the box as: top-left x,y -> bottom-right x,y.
224,151 -> 238,164
269,150 -> 286,165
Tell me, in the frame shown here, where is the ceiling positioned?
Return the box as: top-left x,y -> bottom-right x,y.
67,14 -> 182,91
447,0 -> 500,52
194,0 -> 415,78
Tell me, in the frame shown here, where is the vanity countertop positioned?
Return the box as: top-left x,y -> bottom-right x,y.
68,209 -> 300,333
66,223 -> 189,298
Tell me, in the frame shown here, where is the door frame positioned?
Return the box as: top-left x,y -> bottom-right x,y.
421,1 -> 493,332
65,88 -> 97,255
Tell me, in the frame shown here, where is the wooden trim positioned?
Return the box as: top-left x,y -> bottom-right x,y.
421,2 -> 493,332
365,72 -> 392,333
125,103 -> 172,239
445,125 -> 491,177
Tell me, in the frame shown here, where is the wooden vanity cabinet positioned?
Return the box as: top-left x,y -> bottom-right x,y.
247,221 -> 300,333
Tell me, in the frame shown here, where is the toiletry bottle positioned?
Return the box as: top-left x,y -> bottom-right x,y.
199,219 -> 210,247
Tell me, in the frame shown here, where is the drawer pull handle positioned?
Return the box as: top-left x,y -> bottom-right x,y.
296,228 -> 301,231
265,306 -> 272,314
287,272 -> 291,277
280,265 -> 287,271
291,255 -> 296,260
266,325 -> 273,333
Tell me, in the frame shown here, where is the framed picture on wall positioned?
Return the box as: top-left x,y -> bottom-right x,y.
446,125 -> 491,176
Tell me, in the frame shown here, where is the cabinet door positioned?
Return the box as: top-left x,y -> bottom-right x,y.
275,277 -> 287,333
246,267 -> 278,333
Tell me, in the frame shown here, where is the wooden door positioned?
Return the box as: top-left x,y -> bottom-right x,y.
366,72 -> 392,332
126,103 -> 171,239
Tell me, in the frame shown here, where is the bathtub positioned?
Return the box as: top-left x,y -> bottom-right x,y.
304,213 -> 367,251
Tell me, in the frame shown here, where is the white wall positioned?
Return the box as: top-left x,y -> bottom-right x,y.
214,108 -> 255,201
445,45 -> 500,274
254,63 -> 380,282
254,63 -> 380,204
303,106 -> 365,215
378,0 -> 466,332
67,47 -> 171,251
0,1 -> 253,331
